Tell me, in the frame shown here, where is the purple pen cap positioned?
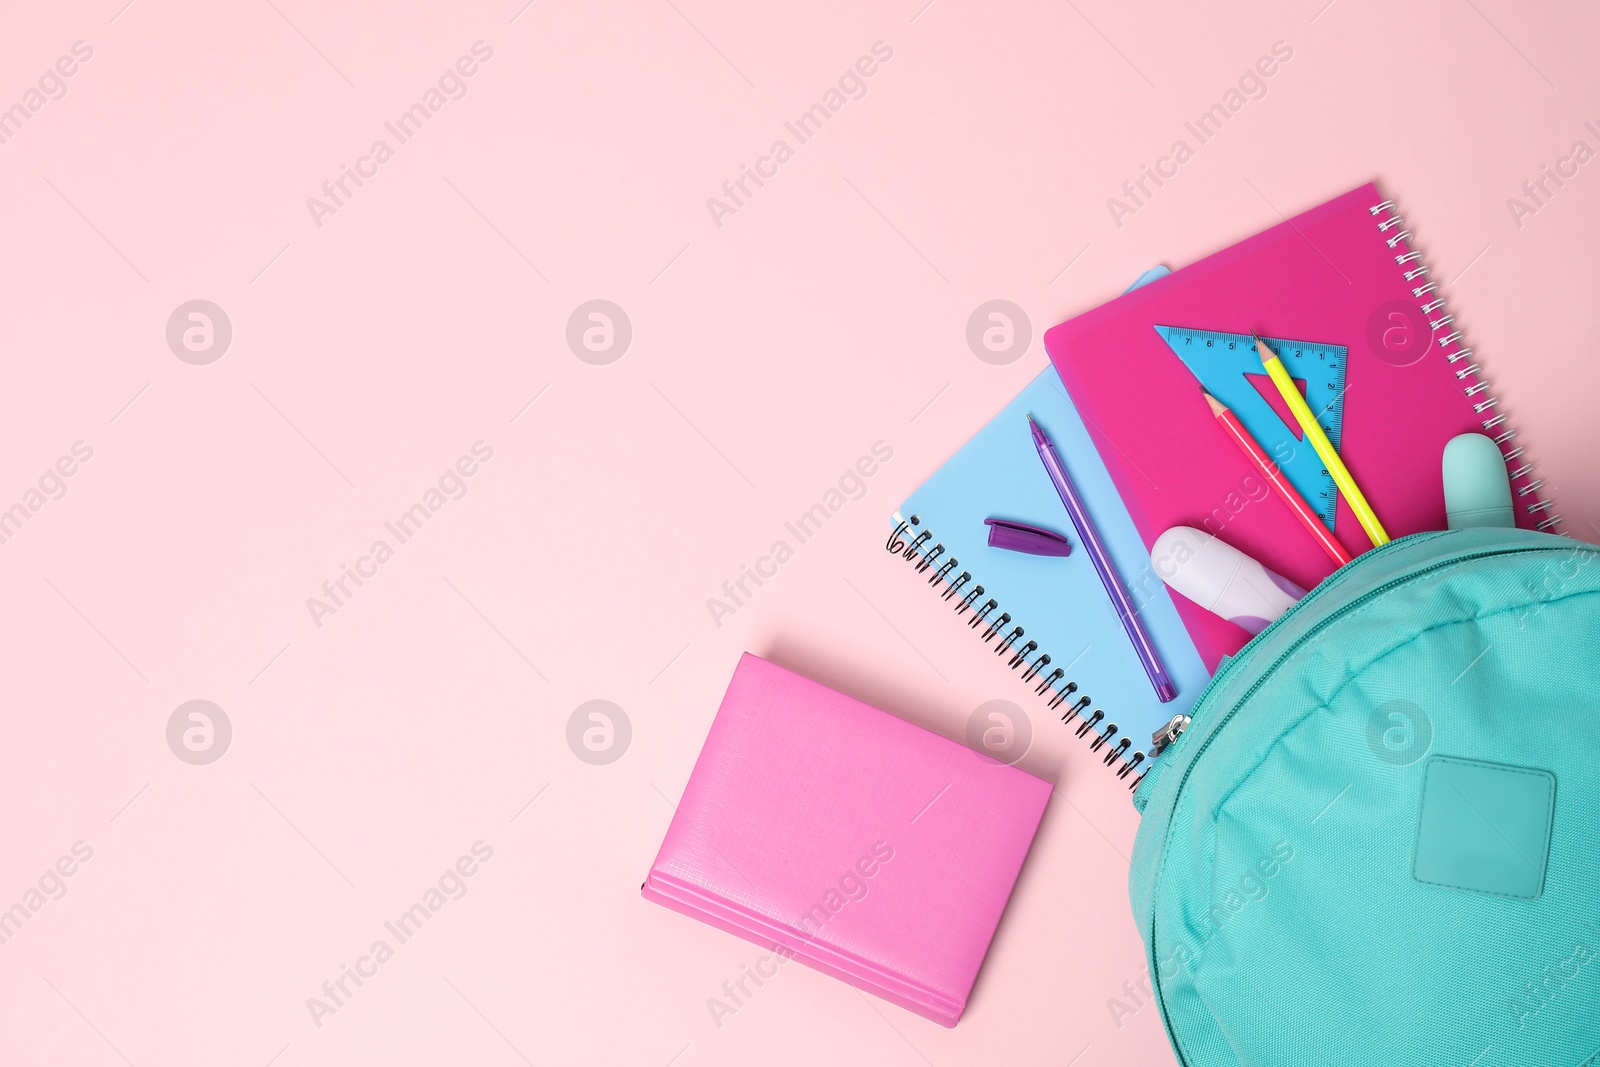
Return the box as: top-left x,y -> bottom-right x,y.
985,518 -> 1072,557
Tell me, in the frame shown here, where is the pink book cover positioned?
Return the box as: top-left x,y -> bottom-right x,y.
641,653 -> 1052,1027
1044,183 -> 1554,670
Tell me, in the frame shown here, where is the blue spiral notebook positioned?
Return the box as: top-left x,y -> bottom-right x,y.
887,272 -> 1207,788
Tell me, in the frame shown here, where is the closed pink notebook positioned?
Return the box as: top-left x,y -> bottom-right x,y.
642,653 -> 1051,1027
1045,183 -> 1557,670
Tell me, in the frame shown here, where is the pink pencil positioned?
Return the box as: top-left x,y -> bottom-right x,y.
1202,389 -> 1352,567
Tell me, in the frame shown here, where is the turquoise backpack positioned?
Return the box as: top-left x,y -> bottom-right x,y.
1130,527 -> 1600,1065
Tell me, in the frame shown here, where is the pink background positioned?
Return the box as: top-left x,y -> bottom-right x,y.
2,1 -> 1596,1064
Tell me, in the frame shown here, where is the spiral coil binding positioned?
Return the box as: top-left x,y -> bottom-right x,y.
885,514 -> 1146,789
1369,199 -> 1561,532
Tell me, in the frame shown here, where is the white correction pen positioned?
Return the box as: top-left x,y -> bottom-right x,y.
1150,526 -> 1306,635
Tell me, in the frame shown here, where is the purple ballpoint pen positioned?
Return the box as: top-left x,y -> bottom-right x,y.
1027,414 -> 1178,702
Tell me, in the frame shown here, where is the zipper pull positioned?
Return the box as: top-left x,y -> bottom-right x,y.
1150,713 -> 1190,757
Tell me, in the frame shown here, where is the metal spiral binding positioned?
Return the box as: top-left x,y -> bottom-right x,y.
1369,200 -> 1562,532
885,514 -> 1147,789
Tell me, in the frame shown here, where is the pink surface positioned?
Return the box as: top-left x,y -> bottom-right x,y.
1045,183 -> 1551,670
643,653 -> 1051,1027
2,1 -> 1598,1064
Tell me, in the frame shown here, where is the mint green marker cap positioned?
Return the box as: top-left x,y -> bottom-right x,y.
1443,433 -> 1515,529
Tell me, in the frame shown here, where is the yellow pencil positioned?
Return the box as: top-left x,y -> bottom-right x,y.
1252,331 -> 1389,547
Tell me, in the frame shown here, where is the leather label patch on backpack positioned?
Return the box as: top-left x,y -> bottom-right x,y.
1412,756 -> 1556,900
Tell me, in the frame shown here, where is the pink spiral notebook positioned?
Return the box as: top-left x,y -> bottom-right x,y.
1044,183 -> 1558,670
642,653 -> 1051,1027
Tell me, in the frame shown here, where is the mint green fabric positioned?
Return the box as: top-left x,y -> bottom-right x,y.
1411,756 -> 1554,900
1130,529 -> 1600,1065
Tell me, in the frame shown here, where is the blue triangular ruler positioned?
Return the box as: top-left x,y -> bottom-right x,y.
1154,326 -> 1347,531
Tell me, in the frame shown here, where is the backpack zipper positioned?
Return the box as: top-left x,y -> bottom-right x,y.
1149,713 -> 1191,757
1134,533 -> 1442,810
